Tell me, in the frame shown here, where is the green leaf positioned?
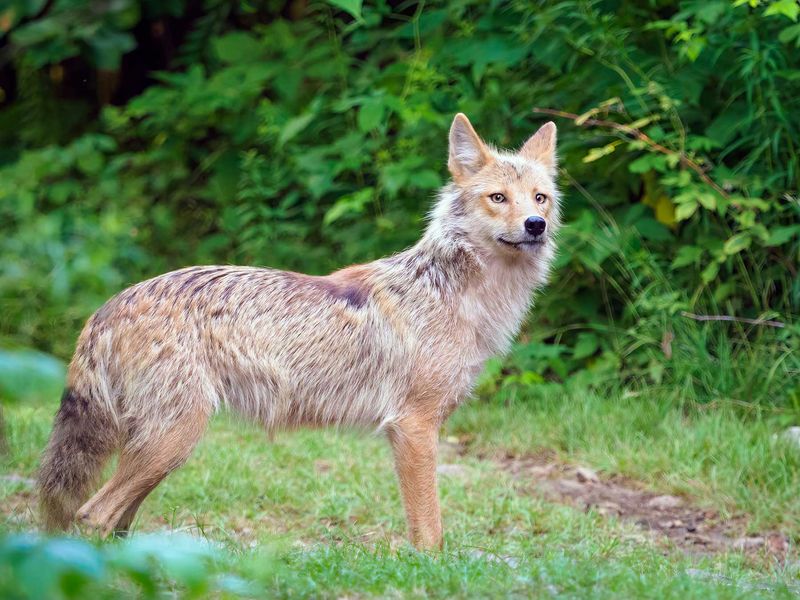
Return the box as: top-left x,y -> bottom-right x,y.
0,349 -> 66,403
87,29 -> 136,70
573,333 -> 600,360
48,180 -> 82,204
326,0 -> 363,19
732,196 -> 770,211
213,32 -> 263,63
635,217 -> 672,241
279,113 -> 315,145
778,23 -> 800,44
43,538 -> 105,579
765,225 -> 800,246
706,108 -> 746,146
723,233 -> 752,255
115,534 -> 216,590
582,142 -> 621,163
695,1 -> 729,24
10,18 -> 61,46
671,245 -> 703,268
697,193 -> 717,211
701,261 -> 720,283
683,36 -> 707,61
629,154 -> 667,174
324,188 -> 374,225
675,201 -> 698,221
517,371 -> 546,386
713,281 -> 737,304
765,0 -> 799,21
412,169 -> 442,190
357,98 -> 385,132
77,150 -> 104,175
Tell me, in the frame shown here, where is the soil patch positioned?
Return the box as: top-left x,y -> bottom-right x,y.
440,440 -> 791,560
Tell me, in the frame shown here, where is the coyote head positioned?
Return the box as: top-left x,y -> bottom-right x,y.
441,113 -> 560,260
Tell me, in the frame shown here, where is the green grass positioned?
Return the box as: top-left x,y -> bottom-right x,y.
449,384 -> 800,533
1,384 -> 799,598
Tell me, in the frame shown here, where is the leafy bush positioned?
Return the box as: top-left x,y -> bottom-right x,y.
0,533 -> 255,598
0,0 -> 797,405
0,349 -> 65,404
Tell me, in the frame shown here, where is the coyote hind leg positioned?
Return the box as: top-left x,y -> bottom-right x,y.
112,487 -> 154,536
76,410 -> 209,536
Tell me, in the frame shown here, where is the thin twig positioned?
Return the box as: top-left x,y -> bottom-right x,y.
680,311 -> 785,328
695,398 -> 792,414
532,107 -> 731,201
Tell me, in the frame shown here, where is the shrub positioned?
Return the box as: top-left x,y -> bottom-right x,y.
0,532 -> 254,598
0,0 -> 797,404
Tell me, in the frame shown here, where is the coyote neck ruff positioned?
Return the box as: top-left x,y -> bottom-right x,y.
384,189 -> 555,402
38,113 -> 560,550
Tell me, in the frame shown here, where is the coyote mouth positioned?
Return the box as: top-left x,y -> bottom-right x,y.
498,237 -> 545,249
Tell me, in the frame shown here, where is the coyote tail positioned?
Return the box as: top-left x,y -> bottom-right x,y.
37,388 -> 118,531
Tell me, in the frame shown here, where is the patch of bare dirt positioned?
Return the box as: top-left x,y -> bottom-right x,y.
440,440 -> 792,561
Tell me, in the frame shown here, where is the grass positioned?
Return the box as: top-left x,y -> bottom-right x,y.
1,383 -> 799,598
450,384 -> 800,533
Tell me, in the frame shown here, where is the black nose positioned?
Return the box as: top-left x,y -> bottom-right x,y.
525,216 -> 547,236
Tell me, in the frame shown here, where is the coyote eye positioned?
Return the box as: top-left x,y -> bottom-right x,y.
489,193 -> 506,203
535,193 -> 547,204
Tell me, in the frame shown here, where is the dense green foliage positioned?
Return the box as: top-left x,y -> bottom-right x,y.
0,533 -> 244,598
0,0 -> 798,407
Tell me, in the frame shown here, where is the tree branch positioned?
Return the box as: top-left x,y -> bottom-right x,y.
532,107 -> 731,201
680,311 -> 785,328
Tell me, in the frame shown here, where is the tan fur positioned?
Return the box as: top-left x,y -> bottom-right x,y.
37,114 -> 560,548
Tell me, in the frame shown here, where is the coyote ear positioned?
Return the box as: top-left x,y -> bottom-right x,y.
520,121 -> 557,170
448,113 -> 490,181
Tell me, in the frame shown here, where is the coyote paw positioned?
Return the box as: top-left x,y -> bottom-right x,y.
75,509 -> 114,538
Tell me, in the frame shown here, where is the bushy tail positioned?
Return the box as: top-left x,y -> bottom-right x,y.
37,388 -> 118,531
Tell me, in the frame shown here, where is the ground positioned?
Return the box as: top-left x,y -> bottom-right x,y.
1,384 -> 799,598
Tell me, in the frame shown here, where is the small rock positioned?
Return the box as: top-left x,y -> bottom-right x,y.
0,475 -> 36,488
314,460 -> 332,473
781,427 -> 800,448
732,536 -> 764,551
552,479 -> 586,494
527,465 -> 555,479
658,519 -> 684,529
575,467 -> 599,484
437,463 -> 469,478
766,533 -> 788,555
501,555 -> 519,568
596,501 -> 622,516
686,568 -> 732,585
645,495 -> 683,510
690,534 -> 715,546
467,549 -> 519,568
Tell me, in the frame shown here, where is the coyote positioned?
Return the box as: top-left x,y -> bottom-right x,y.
38,114 -> 560,549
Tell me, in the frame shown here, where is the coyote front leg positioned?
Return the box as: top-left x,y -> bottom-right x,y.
388,415 -> 442,550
